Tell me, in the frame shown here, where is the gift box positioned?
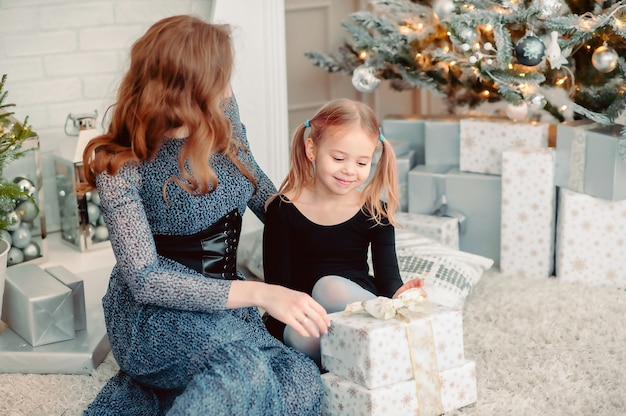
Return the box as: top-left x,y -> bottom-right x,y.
45,266 -> 87,331
321,304 -> 464,390
424,119 -> 460,166
321,360 -> 477,416
407,164 -> 455,215
555,188 -> 626,287
0,116 -> 47,266
381,116 -> 426,164
554,122 -> 626,201
445,168 -> 501,265
1,264 -> 75,346
395,212 -> 459,249
500,147 -> 557,278
459,118 -> 550,175
0,265 -> 111,375
408,165 -> 502,266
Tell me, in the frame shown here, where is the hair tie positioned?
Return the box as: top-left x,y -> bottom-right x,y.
378,130 -> 385,143
304,120 -> 311,128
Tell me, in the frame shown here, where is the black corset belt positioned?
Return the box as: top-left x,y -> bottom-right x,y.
152,209 -> 242,280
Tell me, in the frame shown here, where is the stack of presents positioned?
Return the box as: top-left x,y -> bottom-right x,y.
0,264 -> 109,374
321,302 -> 477,415
380,114 -> 626,284
320,113 -> 626,415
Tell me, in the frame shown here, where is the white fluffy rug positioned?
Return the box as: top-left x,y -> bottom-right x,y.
1,269 -> 625,416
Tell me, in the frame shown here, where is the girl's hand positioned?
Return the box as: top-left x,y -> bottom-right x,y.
261,284 -> 331,338
392,278 -> 424,299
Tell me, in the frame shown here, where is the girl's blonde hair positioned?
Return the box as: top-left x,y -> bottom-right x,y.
80,15 -> 256,196
273,98 -> 399,225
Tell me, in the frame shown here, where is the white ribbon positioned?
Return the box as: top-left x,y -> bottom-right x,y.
344,288 -> 432,320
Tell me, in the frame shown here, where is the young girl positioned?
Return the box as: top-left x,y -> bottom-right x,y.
263,99 -> 423,364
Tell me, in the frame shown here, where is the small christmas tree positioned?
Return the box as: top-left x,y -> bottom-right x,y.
306,0 -> 626,133
0,73 -> 38,232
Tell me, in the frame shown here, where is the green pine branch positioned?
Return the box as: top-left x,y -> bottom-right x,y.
0,73 -> 38,233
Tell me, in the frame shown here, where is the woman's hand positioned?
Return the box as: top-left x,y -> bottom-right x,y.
261,284 -> 331,338
392,278 -> 425,299
229,281 -> 331,338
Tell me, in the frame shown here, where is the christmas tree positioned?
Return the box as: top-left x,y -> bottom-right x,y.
306,0 -> 626,133
0,74 -> 38,232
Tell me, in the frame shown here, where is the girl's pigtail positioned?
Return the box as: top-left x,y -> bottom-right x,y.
364,138 -> 399,225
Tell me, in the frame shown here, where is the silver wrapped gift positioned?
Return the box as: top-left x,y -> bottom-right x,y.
45,265 -> 87,331
1,264 -> 75,346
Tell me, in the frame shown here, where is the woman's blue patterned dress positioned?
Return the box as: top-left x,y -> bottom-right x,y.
84,96 -> 323,415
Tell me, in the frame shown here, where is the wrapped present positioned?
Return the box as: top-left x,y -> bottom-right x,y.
381,116 -> 426,164
408,165 -> 502,266
500,147 -> 557,278
321,294 -> 464,390
321,360 -> 477,416
554,122 -> 626,201
424,119 -> 460,166
555,188 -> 626,287
407,164 -> 455,215
445,168 -> 501,265
1,264 -> 75,346
459,118 -> 550,175
45,266 -> 87,331
395,212 -> 459,249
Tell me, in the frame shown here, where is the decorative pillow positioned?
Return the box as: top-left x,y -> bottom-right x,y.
238,227 -> 494,309
237,229 -> 265,280
393,228 -> 494,309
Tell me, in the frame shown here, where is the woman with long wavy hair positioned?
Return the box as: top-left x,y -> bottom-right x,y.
81,15 -> 329,415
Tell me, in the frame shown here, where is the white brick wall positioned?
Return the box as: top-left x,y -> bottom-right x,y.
0,0 -> 217,232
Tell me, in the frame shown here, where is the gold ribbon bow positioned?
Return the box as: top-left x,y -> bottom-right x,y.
344,288 -> 444,416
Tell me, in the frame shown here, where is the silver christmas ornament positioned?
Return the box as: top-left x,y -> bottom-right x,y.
11,226 -> 32,249
460,27 -> 478,44
13,177 -> 36,197
4,210 -> 21,231
0,229 -> 12,246
22,242 -> 41,261
94,225 -> 109,242
534,0 -> 562,19
515,34 -> 546,66
87,202 -> 101,225
506,102 -> 529,121
351,65 -> 381,93
15,200 -> 38,222
528,94 -> 547,111
432,0 -> 455,20
592,44 -> 618,73
7,246 -> 24,265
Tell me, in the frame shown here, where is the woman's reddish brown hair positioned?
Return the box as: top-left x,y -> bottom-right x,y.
80,15 -> 255,196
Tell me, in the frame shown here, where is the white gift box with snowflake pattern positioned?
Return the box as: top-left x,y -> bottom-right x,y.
556,188 -> 626,287
321,305 -> 464,390
500,147 -> 556,279
459,118 -> 549,175
321,360 -> 477,416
